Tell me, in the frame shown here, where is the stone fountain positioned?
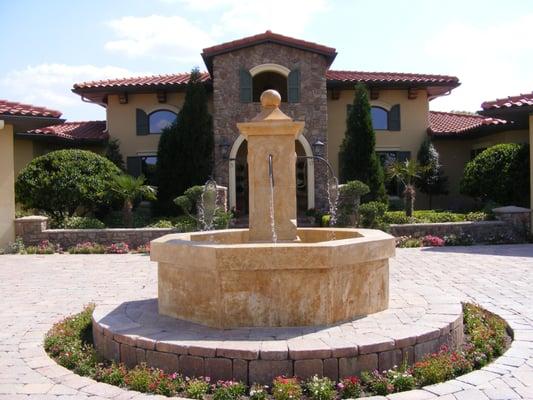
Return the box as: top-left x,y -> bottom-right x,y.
150,90 -> 395,329
93,92 -> 464,383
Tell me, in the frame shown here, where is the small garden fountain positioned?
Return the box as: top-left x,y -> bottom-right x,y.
151,90 -> 395,328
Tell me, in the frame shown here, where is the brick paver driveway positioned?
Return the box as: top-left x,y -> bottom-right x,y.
1,245 -> 533,399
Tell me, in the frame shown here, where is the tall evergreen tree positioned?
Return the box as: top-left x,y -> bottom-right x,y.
105,138 -> 125,171
416,138 -> 448,209
339,83 -> 387,203
156,68 -> 214,214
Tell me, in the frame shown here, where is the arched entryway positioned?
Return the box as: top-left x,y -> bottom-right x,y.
228,135 -> 315,214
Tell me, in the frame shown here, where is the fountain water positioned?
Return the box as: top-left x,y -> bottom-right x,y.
198,178 -> 218,231
151,89 -> 395,328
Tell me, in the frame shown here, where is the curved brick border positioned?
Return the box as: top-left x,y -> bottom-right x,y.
92,298 -> 463,384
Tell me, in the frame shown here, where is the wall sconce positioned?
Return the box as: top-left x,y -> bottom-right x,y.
312,139 -> 325,156
219,136 -> 231,160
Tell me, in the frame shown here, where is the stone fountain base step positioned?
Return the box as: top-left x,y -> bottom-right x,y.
92,298 -> 463,385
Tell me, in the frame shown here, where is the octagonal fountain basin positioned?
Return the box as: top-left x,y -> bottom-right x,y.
150,228 -> 395,329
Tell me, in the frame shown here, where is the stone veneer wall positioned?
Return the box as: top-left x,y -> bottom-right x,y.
389,220 -> 524,242
92,314 -> 463,385
15,216 -> 175,248
211,43 -> 329,209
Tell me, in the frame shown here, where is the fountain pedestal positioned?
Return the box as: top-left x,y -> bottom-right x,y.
237,91 -> 303,242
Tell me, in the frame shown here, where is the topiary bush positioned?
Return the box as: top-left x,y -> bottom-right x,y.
358,201 -> 387,229
16,150 -> 121,224
460,143 -> 530,207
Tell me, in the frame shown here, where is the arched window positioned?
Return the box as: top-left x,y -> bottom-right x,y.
148,110 -> 178,134
371,106 -> 388,130
252,71 -> 288,102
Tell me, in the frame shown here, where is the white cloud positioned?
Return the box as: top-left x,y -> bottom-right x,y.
105,1 -> 326,59
105,15 -> 213,60
426,15 -> 533,112
0,64 -> 147,120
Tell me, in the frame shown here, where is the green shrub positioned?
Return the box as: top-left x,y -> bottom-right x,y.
44,304 -> 97,376
249,384 -> 269,400
63,216 -> 106,229
15,150 -> 121,224
272,376 -> 302,400
149,218 -> 176,228
413,347 -> 455,386
358,201 -> 387,229
465,211 -> 488,222
460,143 -> 530,206
68,242 -> 106,254
361,371 -> 393,395
95,363 -> 127,386
25,240 -> 61,254
212,380 -> 246,400
185,378 -> 210,399
383,211 -> 411,225
305,375 -> 336,400
337,376 -> 362,399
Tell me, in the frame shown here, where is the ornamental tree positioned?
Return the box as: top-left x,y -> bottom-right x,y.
416,138 -> 448,209
339,83 -> 387,203
460,143 -> 529,206
105,138 -> 125,171
156,68 -> 214,214
387,159 -> 425,217
15,149 -> 121,223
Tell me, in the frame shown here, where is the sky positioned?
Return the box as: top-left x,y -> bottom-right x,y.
1,0 -> 532,121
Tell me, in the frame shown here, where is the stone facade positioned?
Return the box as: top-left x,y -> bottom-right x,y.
211,43 -> 330,209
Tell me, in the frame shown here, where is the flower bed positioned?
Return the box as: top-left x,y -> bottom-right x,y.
1,239 -> 150,255
44,303 -> 510,398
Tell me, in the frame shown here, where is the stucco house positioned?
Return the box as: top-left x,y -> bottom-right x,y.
68,31 -> 464,212
9,31 -> 533,215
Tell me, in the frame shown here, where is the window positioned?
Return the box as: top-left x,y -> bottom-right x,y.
240,67 -> 300,103
149,110 -> 177,134
346,104 -> 401,131
126,155 -> 158,186
371,107 -> 388,130
377,151 -> 411,197
252,71 -> 288,102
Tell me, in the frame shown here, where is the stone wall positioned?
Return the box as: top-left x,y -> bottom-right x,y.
212,43 -> 329,209
389,221 -> 517,242
15,216 -> 174,248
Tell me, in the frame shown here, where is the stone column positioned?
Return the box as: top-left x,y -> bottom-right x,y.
237,90 -> 304,242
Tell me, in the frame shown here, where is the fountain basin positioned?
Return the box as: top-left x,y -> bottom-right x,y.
151,228 -> 395,329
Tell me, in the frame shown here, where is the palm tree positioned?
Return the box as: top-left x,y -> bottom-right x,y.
110,174 -> 157,227
386,160 -> 425,218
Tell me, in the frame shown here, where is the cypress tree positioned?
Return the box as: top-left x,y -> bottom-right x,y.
104,138 -> 125,171
416,138 -> 448,209
339,83 -> 387,203
156,68 -> 214,214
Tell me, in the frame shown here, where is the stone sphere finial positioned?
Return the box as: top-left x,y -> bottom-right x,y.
260,90 -> 281,108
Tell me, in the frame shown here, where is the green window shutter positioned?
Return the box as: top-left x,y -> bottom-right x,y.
136,109 -> 149,135
126,157 -> 142,177
288,69 -> 301,103
388,104 -> 401,131
239,69 -> 252,103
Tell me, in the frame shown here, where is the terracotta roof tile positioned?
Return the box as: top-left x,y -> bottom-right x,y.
25,121 -> 108,142
481,92 -> 533,110
0,99 -> 62,118
73,72 -> 211,90
326,70 -> 459,85
428,111 -> 509,137
202,30 -> 337,58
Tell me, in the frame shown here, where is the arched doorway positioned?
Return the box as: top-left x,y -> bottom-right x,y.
228,135 -> 315,214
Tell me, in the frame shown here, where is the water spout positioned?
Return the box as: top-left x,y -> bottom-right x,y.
296,155 -> 339,226
268,154 -> 277,243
